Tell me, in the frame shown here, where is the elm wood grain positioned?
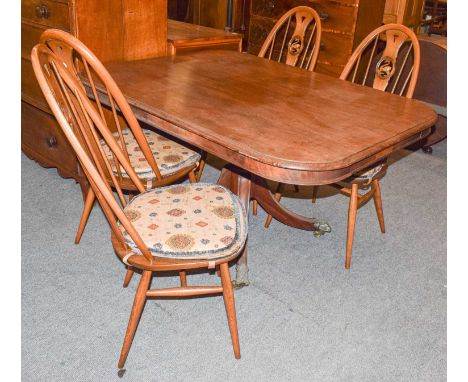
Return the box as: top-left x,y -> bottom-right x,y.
73,0 -> 167,62
168,19 -> 243,55
31,44 -> 244,366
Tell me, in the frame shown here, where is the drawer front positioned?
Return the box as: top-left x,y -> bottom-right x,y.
22,57 -> 49,111
22,22 -> 46,60
22,102 -> 78,175
21,0 -> 70,30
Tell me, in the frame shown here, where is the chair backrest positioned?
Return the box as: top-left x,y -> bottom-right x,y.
31,42 -> 154,265
39,29 -> 164,182
258,6 -> 322,71
340,24 -> 420,98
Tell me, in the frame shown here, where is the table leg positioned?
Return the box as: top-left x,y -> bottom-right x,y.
217,166 -> 331,287
250,175 -> 331,235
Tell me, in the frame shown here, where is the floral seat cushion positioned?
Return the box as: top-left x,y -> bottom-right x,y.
120,183 -> 248,260
101,128 -> 201,180
351,163 -> 385,181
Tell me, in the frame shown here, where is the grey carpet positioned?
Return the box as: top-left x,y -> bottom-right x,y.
22,140 -> 447,382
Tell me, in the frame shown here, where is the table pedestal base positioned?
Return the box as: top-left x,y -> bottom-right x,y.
217,165 -> 331,286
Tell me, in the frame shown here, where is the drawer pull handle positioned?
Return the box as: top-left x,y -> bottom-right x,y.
46,136 -> 57,148
35,4 -> 49,19
319,12 -> 329,21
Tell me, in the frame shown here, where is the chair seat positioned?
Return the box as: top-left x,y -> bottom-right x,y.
101,128 -> 201,179
351,163 -> 385,181
120,183 -> 248,260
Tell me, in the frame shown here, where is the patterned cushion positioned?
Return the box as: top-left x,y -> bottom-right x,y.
120,183 -> 248,260
352,163 -> 385,180
101,128 -> 201,179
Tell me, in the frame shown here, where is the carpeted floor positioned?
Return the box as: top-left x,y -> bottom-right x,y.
21,140 -> 446,382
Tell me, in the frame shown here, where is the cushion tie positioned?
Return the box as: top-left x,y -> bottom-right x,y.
123,252 -> 133,266
208,260 -> 216,269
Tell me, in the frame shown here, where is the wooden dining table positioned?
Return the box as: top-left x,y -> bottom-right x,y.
98,50 -> 437,286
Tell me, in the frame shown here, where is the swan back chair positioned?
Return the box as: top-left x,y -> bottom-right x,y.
340,23 -> 420,98
258,6 -> 322,71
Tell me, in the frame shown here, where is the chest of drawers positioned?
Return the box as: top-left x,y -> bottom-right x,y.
247,0 -> 386,77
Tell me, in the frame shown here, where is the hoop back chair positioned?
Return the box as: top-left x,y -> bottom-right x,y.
264,24 -> 421,269
39,29 -> 206,246
31,42 -> 247,367
258,6 -> 322,71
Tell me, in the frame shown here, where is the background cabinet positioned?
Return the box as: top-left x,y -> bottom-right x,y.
21,0 -> 167,189
383,0 -> 425,28
247,0 -> 386,77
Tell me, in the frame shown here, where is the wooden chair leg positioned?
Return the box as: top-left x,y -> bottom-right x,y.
196,157 -> 206,182
188,170 -> 197,183
123,268 -> 135,288
74,187 -> 95,244
252,200 -> 258,216
371,179 -> 385,233
311,186 -> 318,203
265,183 -> 284,228
219,263 -> 241,359
293,185 -> 300,193
346,184 -> 359,269
179,271 -> 187,286
118,270 -> 152,369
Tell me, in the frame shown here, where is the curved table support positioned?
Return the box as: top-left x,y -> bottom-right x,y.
217,165 -> 331,287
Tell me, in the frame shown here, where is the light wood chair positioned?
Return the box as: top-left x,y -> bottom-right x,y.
258,6 -> 322,71
39,29 -> 207,246
265,24 -> 421,269
253,6 -> 322,216
31,42 -> 247,367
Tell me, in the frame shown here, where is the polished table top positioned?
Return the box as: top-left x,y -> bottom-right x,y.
104,50 -> 437,185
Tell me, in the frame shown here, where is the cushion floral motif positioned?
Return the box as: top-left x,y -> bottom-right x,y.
352,163 -> 385,180
101,128 -> 201,179
120,183 -> 248,260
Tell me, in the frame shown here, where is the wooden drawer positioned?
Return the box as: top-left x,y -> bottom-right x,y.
21,102 -> 78,176
316,31 -> 353,66
21,0 -> 70,30
22,58 -> 49,111
21,22 -> 46,60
